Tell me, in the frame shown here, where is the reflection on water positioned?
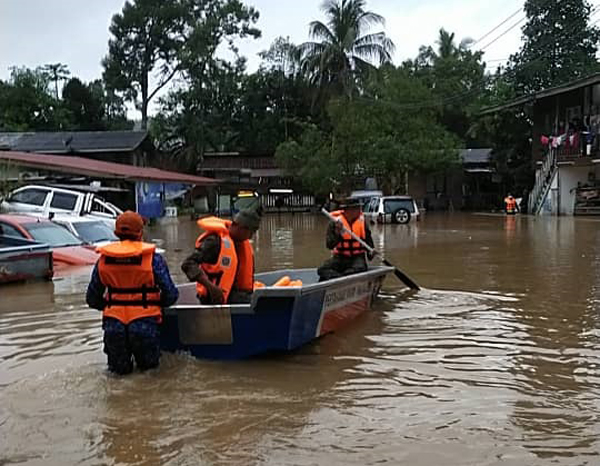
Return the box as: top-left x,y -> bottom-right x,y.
1,213 -> 599,465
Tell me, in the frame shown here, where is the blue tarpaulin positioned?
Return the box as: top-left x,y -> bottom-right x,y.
136,182 -> 188,219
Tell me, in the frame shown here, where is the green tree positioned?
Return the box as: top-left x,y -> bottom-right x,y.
509,0 -> 600,93
405,28 -> 486,140
153,0 -> 260,169
0,67 -> 66,131
62,78 -> 106,130
42,63 -> 70,100
298,0 -> 395,98
102,0 -> 184,129
277,67 -> 460,195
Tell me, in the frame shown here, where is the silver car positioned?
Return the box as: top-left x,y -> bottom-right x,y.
363,196 -> 420,224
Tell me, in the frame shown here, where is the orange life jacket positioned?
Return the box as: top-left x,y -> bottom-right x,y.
97,241 -> 162,324
194,217 -> 254,303
331,210 -> 367,257
505,197 -> 517,213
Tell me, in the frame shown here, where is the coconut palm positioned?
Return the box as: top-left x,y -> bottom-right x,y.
42,63 -> 70,100
299,0 -> 395,98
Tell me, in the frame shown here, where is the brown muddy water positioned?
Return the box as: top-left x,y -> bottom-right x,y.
1,213 -> 599,465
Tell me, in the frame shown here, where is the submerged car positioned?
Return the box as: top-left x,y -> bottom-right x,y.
51,214 -> 165,253
51,215 -> 117,247
0,214 -> 99,268
363,196 -> 420,224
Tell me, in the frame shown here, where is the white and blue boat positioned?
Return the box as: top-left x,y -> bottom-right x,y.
160,266 -> 393,359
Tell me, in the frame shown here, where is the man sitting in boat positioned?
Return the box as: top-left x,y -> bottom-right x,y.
86,211 -> 179,375
181,208 -> 261,304
318,199 -> 375,281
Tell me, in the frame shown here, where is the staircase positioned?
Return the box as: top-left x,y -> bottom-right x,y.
528,148 -> 557,215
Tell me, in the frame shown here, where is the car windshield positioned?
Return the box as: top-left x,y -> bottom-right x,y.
23,222 -> 84,247
383,199 -> 415,213
73,221 -> 117,243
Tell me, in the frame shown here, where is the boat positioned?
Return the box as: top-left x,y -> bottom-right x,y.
160,266 -> 393,359
0,235 -> 53,284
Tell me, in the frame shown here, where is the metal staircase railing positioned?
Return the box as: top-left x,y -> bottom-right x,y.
529,148 -> 557,215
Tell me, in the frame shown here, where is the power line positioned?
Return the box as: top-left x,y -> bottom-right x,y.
470,7 -> 524,48
479,16 -> 526,51
356,7 -> 600,112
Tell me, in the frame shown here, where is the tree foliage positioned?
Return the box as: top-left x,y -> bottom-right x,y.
508,0 -> 600,93
102,0 -> 184,129
405,28 -> 486,141
0,67 -> 64,131
298,0 -> 395,98
277,66 -> 460,195
42,63 -> 71,100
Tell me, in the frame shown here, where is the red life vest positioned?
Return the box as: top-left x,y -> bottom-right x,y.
331,210 -> 367,257
97,241 -> 162,324
195,217 -> 254,303
505,197 -> 517,213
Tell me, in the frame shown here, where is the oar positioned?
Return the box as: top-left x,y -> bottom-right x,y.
321,208 -> 420,291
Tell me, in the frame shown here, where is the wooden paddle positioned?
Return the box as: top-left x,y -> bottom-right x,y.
321,208 -> 420,291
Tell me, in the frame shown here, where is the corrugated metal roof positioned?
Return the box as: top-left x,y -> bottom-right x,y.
0,151 -> 218,185
461,148 -> 492,164
480,72 -> 600,115
0,131 -> 149,153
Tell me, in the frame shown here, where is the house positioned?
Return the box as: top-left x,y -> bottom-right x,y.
407,148 -> 497,211
199,151 -> 316,212
0,131 -> 217,218
0,130 -> 156,166
482,73 -> 600,215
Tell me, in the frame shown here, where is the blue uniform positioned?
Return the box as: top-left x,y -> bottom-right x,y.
87,253 -> 178,374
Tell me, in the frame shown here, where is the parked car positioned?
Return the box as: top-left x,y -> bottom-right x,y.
51,214 -> 166,253
363,196 -> 420,224
51,214 -> 117,247
0,214 -> 99,268
349,190 -> 383,210
0,185 -> 122,224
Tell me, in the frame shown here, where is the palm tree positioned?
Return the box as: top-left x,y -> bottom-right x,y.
435,29 -> 473,61
42,63 -> 70,100
299,0 -> 395,98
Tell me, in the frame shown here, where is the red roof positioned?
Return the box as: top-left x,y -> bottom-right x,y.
0,151 -> 218,185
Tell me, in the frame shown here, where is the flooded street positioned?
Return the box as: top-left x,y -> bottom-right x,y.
1,213 -> 599,465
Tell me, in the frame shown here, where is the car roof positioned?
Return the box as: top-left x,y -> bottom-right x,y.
51,214 -> 106,224
380,196 -> 414,200
0,213 -> 53,225
11,184 -> 89,196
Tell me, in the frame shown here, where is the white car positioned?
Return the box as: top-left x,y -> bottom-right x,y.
51,214 -> 166,253
51,214 -> 118,247
349,190 -> 383,210
363,196 -> 420,224
0,185 -> 122,225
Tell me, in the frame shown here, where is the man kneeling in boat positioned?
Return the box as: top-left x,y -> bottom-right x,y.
181,208 -> 261,304
318,199 -> 375,281
86,211 -> 179,375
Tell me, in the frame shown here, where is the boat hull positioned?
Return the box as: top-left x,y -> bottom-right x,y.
160,266 -> 392,359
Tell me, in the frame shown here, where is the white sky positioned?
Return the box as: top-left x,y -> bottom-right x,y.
0,0 -> 531,117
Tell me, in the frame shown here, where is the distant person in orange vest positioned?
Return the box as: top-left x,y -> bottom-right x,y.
504,194 -> 518,215
181,208 -> 261,304
318,198 -> 375,281
86,211 -> 179,375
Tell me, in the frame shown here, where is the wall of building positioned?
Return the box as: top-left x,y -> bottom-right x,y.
558,164 -> 600,215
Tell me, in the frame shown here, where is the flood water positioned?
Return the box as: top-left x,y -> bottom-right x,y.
1,213 -> 599,465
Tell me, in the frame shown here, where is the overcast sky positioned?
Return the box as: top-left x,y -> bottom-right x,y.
0,0 -> 528,115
